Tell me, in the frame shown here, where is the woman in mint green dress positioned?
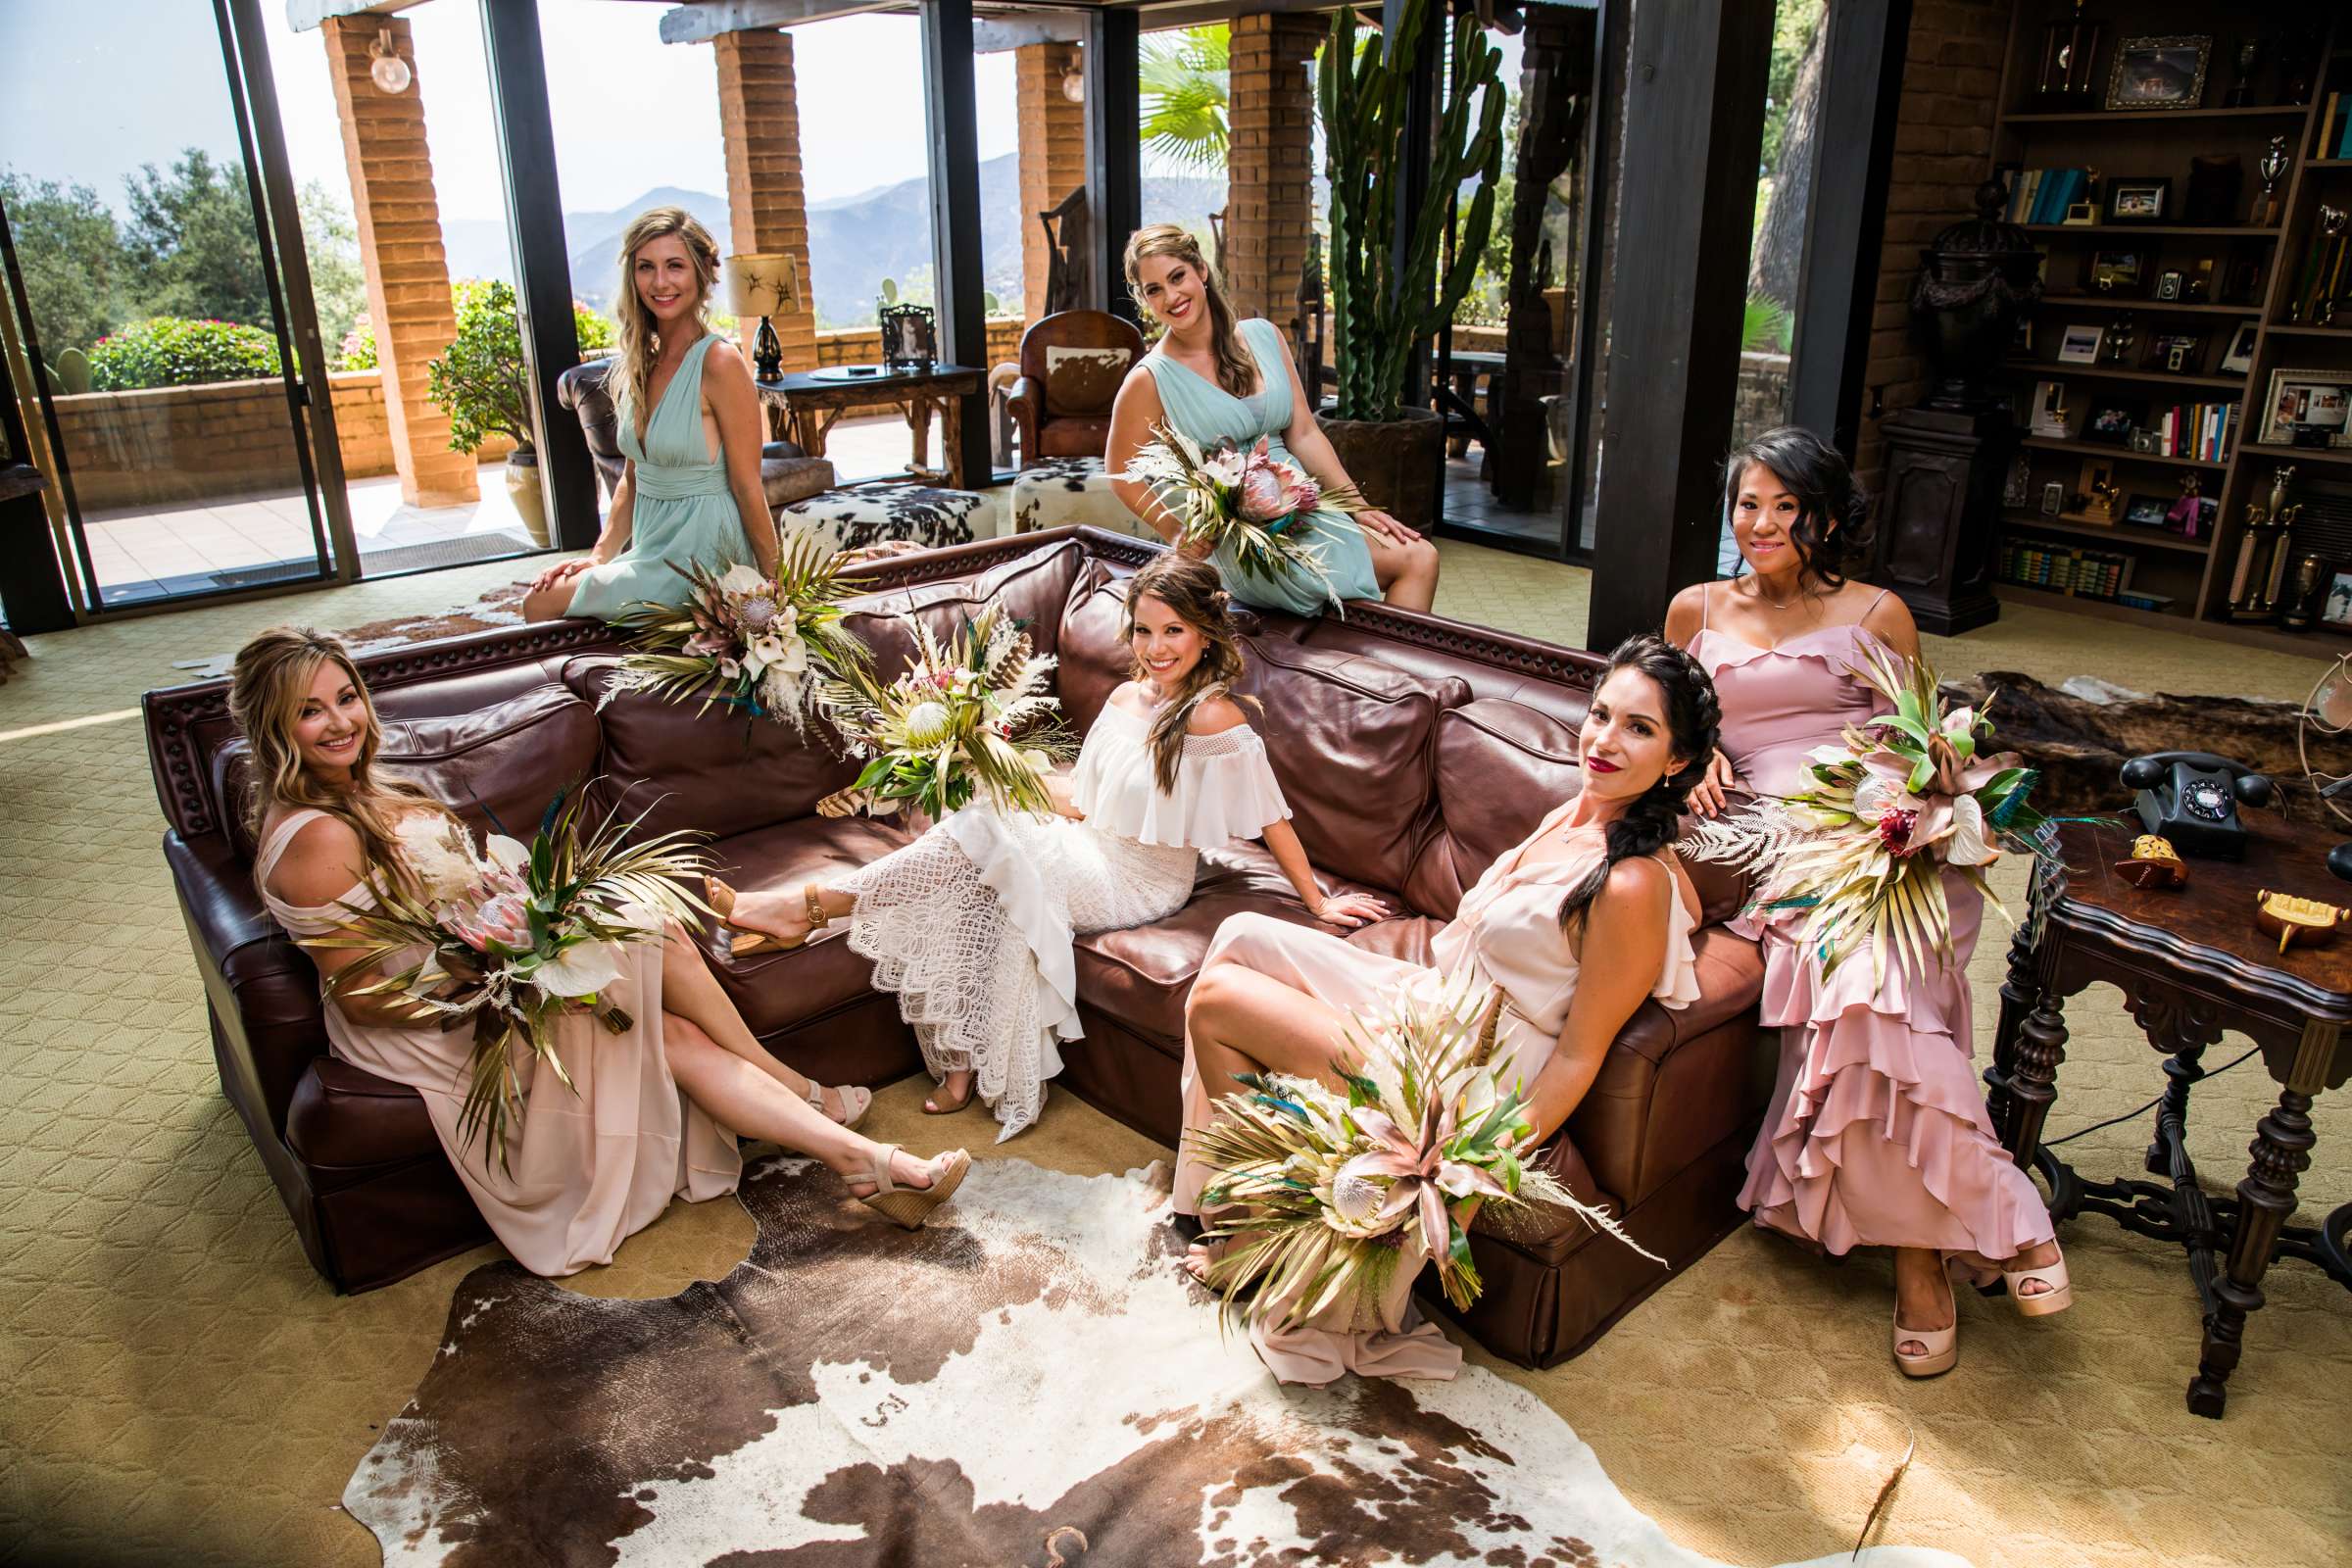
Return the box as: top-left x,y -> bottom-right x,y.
525,207 -> 778,622
1106,224 -> 1439,616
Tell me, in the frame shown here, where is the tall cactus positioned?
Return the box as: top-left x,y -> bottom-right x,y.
1318,0 -> 1504,422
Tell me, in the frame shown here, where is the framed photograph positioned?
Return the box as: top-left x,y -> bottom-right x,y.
2105,35 -> 2211,112
2107,178 -> 2173,223
2082,403 -> 2136,445
2058,323 -> 2105,364
2123,493 -> 2173,527
2031,378 -> 2077,438
2077,458 -> 2120,520
2325,569 -> 2352,629
2090,250 -> 2146,295
2063,200 -> 2099,226
2261,368 -> 2352,448
2221,321 -> 2257,374
2040,480 -> 2066,516
2143,332 -> 2204,373
878,302 -> 937,369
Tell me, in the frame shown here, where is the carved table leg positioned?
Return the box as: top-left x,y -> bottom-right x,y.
908,397 -> 934,474
2004,988 -> 2069,1174
2187,1017 -> 2334,1419
1987,918 -> 2040,1141
944,396 -> 965,489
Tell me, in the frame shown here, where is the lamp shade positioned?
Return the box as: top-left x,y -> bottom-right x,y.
727,252 -> 802,319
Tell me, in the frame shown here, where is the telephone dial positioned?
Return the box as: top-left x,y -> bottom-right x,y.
2120,752 -> 2273,859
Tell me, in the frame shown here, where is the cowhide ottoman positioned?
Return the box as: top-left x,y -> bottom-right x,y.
778,482 -> 986,554
1010,455 -> 1155,541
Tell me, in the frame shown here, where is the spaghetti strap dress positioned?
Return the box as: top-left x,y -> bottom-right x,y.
1178,811 -> 1701,1384
565,334 -> 757,621
257,808 -> 742,1277
1139,317 -> 1381,615
1691,586 -> 2055,1261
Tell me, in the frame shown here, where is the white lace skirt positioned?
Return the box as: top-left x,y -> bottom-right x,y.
833,808 -> 1198,1138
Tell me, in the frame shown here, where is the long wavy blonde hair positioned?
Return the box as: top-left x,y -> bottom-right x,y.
227,626 -> 447,894
1123,222 -> 1255,397
612,206 -> 722,436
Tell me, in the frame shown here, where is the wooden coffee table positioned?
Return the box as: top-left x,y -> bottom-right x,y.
1987,811 -> 2352,1417
756,364 -> 985,489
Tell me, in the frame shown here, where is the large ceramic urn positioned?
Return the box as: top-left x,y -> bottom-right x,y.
1909,178 -> 2044,412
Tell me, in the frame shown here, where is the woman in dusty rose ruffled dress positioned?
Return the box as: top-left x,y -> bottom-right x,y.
1668,426 -> 2071,1379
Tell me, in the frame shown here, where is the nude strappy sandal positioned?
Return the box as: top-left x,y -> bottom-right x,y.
809,1079 -> 872,1129
707,875 -> 821,958
857,1145 -> 970,1230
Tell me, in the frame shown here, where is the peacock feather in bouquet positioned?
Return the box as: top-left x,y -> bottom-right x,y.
815,606 -> 1075,820
1187,983 -> 1659,1336
1118,420 -> 1366,609
1682,643 -> 2052,985
602,527 -> 870,734
302,790 -> 711,1175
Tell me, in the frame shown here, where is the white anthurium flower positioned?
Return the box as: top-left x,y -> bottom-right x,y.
533,940 -> 623,1000
773,635 -> 808,676
1945,793 -> 2000,865
483,834 -> 531,875
718,563 -> 768,596
750,633 -> 788,669
1805,742 -> 1855,767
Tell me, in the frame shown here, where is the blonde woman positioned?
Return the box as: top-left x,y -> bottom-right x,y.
231,627 -> 967,1274
525,207 -> 779,622
1104,223 -> 1440,615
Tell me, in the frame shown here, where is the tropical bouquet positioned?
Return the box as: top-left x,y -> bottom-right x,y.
603,528 -> 870,734
303,791 -> 710,1174
815,606 -> 1075,820
1682,644 -> 2051,984
1118,421 -> 1367,605
1188,983 -> 1658,1335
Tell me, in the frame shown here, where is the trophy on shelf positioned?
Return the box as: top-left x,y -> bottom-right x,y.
2228,464 -> 2303,621
2284,553 -> 2328,631
2255,136 -> 2289,229
2036,0 -> 2101,108
2101,316 -> 2137,366
2226,36 -> 2265,109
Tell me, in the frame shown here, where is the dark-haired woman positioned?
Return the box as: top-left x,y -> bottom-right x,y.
1177,635 -> 1721,1382
713,554 -> 1384,1140
1666,425 -> 2068,1380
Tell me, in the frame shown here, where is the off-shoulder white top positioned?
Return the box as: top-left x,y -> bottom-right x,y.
1067,698 -> 1292,848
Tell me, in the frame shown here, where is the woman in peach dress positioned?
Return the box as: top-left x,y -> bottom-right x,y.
1177,635 -> 1722,1383
1667,425 -> 2069,1378
231,627 -> 967,1277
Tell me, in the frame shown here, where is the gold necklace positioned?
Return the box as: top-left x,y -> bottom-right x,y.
1744,578 -> 1807,612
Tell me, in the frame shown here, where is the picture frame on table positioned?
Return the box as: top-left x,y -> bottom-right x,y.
2325,569 -> 2352,629
2105,36 -> 2211,112
2107,177 -> 2173,224
2142,331 -> 2204,373
2123,493 -> 2173,527
2221,321 -> 2257,375
2090,250 -> 2146,295
2058,324 -> 2105,364
878,302 -> 937,370
2260,368 -> 2352,448
2082,403 -> 2137,446
2040,481 -> 2067,517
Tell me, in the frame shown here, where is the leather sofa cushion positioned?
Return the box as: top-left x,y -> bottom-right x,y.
1300,617 -> 1600,716
1403,697 -> 1583,921
1054,560 -> 1141,734
564,658 -> 864,845
285,1056 -> 442,1187
1231,638 -> 1463,896
699,815 -> 920,1038
841,537 -> 1088,667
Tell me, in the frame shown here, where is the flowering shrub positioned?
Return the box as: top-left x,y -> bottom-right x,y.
87,317 -> 282,390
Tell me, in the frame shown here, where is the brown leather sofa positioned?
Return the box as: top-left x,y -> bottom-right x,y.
150,526 -> 1767,1367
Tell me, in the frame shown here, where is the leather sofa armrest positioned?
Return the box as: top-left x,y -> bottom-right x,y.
1006,374 -> 1042,458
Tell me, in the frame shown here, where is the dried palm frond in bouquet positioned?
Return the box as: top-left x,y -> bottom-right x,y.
1118,421 -> 1366,609
303,790 -> 710,1174
1682,643 -> 2053,985
603,528 -> 871,733
1189,983 -> 1659,1336
814,606 -> 1075,820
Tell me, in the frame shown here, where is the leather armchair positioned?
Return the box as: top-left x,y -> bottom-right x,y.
1004,311 -> 1146,464
556,357 -> 837,514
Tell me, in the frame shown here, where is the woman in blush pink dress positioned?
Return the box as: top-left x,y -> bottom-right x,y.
1178,636 -> 1720,1384
1666,426 -> 2069,1379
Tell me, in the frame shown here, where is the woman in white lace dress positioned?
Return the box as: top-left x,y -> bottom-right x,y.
231,627 -> 969,1277
714,554 -> 1388,1140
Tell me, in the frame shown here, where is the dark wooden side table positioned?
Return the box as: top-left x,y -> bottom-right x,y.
756,364 -> 986,490
1987,812 -> 2352,1418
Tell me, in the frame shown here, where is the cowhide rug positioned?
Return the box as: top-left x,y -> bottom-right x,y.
1943,669 -> 2342,820
344,1156 -> 1969,1568
174,584 -> 528,680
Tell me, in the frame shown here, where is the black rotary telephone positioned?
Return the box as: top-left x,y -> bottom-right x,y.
2120,752 -> 2274,859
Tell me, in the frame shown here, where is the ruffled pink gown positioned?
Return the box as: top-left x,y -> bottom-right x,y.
1178,811 -> 1702,1383
1692,600 -> 2054,1261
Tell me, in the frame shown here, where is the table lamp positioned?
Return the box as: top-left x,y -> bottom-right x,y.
726,252 -> 801,381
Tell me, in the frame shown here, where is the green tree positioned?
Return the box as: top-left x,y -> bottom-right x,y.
0,170 -> 122,360
298,179 -> 368,352
1140,25 -> 1230,175
121,147 -> 273,328
425,279 -> 615,455
1760,0 -> 1825,182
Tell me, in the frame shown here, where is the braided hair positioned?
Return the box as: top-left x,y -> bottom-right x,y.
1555,633 -> 1724,932
1124,553 -> 1256,794
1721,424 -> 1874,590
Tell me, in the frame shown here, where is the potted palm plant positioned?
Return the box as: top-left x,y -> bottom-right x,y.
425,280 -> 612,548
1317,0 -> 1503,529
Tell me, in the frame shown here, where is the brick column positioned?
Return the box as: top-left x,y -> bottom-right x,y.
322,15 -> 475,506
1223,15 -> 1322,328
1852,0 -> 2006,494
1016,41 -> 1086,326
715,29 -> 820,374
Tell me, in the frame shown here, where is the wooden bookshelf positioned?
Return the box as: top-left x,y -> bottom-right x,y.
1987,3 -> 2346,653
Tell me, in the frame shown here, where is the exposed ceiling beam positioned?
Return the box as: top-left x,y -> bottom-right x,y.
284,0 -> 425,33
656,0 -> 902,42
971,13 -> 1089,50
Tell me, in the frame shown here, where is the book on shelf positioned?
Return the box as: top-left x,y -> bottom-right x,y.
2327,92 -> 2352,160
2005,168 -> 2092,225
1997,538 -> 2134,601
2151,401 -> 2238,461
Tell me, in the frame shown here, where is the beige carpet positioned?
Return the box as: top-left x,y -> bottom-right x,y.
1,551 -> 2346,1567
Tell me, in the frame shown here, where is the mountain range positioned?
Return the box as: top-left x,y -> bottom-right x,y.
438,153 -> 1225,325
